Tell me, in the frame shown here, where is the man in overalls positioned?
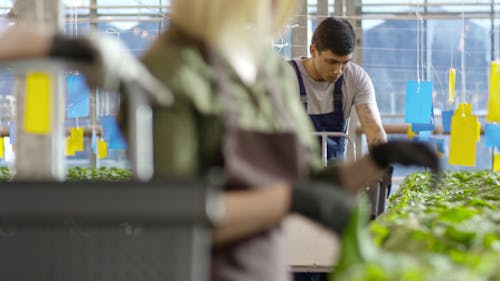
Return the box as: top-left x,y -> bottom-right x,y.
289,17 -> 389,281
289,17 -> 387,160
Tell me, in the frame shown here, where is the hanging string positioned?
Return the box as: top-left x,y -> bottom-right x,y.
416,2 -> 421,85
460,0 -> 466,104
73,2 -> 78,38
415,0 -> 425,88
447,23 -> 456,109
497,24 -> 500,61
419,8 -> 424,81
450,31 -> 454,68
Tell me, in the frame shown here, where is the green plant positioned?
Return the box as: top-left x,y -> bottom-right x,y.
66,167 -> 131,181
0,166 -> 11,181
332,171 -> 500,281
0,166 -> 131,181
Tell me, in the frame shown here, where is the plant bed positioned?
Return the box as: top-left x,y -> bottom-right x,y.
333,170 -> 500,281
0,166 -> 131,181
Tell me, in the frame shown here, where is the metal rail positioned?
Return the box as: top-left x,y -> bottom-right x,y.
313,131 -> 357,166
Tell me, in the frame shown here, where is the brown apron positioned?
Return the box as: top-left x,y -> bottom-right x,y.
209,52 -> 307,281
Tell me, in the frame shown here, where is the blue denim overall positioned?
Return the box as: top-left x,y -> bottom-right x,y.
289,60 -> 346,160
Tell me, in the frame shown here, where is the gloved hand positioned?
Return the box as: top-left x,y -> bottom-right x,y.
381,165 -> 393,198
290,180 -> 355,233
370,140 -> 440,173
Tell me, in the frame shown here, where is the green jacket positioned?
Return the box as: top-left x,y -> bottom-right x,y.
142,26 -> 339,183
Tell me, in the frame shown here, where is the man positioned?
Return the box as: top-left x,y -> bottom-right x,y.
289,17 -> 387,160
289,18 -> 390,281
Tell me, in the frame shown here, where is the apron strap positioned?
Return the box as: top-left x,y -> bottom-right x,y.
261,66 -> 295,131
209,49 -> 240,128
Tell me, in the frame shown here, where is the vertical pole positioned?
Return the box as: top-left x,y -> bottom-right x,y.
14,0 -> 65,180
424,0 -> 430,81
490,0 -> 495,61
334,0 -> 343,17
88,0 -> 99,168
347,0 -> 364,158
317,0 -> 329,25
291,0 -> 308,58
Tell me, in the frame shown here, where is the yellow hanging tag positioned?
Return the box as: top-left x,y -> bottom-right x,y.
65,136 -> 76,156
24,72 -> 52,134
436,151 -> 443,159
70,127 -> 84,152
0,137 -> 4,159
97,139 -> 108,159
407,124 -> 416,138
448,67 -> 456,102
456,103 -> 472,116
494,154 -> 500,171
449,111 -> 479,166
477,120 -> 481,142
488,61 -> 500,123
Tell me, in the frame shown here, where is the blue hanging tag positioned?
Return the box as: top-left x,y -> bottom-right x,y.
432,137 -> 446,154
100,115 -> 127,150
418,130 -> 432,141
412,123 -> 435,132
441,110 -> 454,133
91,130 -> 97,154
485,123 -> 500,147
66,74 -> 90,118
405,80 -> 433,124
412,105 -> 435,132
9,122 -> 15,145
428,137 -> 445,157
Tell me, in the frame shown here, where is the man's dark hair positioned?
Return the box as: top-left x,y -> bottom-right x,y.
311,17 -> 356,56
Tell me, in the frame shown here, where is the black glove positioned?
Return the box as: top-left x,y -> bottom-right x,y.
381,166 -> 393,198
49,34 -> 97,62
290,180 -> 355,233
370,140 -> 440,173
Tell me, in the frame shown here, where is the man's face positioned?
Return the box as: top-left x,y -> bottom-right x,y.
310,44 -> 352,82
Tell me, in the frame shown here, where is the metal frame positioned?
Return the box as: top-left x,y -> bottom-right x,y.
0,59 -> 156,181
313,131 -> 357,165
0,180 -> 218,281
0,56 -> 215,280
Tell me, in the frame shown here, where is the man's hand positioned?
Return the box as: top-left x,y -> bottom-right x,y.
370,140 -> 440,173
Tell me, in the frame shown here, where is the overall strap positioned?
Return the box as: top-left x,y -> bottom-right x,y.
333,76 -> 345,130
288,60 -> 307,98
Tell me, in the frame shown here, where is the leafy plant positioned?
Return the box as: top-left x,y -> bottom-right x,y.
0,166 -> 11,181
0,166 -> 131,181
66,167 -> 131,181
332,171 -> 500,281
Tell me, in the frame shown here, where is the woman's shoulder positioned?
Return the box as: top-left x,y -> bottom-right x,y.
142,31 -> 208,86
258,49 -> 298,86
142,31 -> 219,113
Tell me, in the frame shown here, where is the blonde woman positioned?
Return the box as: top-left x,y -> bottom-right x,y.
141,0 -> 438,280
0,2 -> 439,279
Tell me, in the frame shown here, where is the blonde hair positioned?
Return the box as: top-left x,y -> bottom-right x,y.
171,0 -> 297,61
